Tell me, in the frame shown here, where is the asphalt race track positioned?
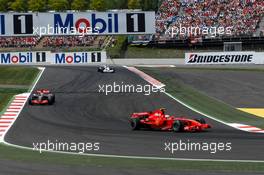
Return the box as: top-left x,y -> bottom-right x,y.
159,68 -> 264,108
5,66 -> 264,160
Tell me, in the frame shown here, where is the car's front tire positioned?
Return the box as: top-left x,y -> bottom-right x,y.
172,120 -> 184,132
28,99 -> 32,105
130,118 -> 140,130
195,118 -> 206,124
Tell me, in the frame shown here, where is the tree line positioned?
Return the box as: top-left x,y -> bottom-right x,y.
0,0 -> 160,12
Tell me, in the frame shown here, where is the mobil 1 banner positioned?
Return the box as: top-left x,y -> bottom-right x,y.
0,51 -> 106,65
0,11 -> 155,36
51,51 -> 106,64
185,52 -> 257,65
0,51 -> 47,64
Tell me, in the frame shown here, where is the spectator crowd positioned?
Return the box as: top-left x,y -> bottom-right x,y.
0,37 -> 39,48
155,0 -> 264,40
155,0 -> 181,40
43,36 -> 96,48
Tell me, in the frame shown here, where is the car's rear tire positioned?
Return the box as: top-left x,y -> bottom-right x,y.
130,118 -> 140,130
195,118 -> 206,124
173,120 -> 184,132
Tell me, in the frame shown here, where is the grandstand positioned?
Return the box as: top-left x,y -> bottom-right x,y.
136,0 -> 264,50
0,36 -> 40,48
155,0 -> 264,40
0,36 -> 106,52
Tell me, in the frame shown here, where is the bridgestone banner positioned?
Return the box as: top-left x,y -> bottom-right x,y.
185,52 -> 264,65
0,51 -> 106,65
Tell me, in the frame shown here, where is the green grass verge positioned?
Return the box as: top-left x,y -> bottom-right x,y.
107,36 -> 127,58
126,46 -> 185,58
0,67 -> 39,85
0,88 -> 31,114
0,88 -> 28,113
0,67 -> 39,113
139,67 -> 264,128
0,93 -> 13,114
0,88 -> 28,114
0,143 -> 263,172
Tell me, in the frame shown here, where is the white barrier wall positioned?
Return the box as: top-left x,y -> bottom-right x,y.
254,52 -> 264,64
0,51 -> 106,65
185,52 -> 264,65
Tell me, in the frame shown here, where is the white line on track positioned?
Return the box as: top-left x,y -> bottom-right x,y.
3,141 -> 264,163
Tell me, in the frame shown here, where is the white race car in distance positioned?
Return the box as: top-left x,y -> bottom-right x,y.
98,65 -> 115,73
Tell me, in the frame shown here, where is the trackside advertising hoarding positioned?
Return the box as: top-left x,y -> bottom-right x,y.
0,12 -> 155,36
52,52 -> 106,64
0,51 -> 106,65
185,52 -> 264,65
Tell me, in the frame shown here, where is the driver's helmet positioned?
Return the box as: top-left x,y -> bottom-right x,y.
165,115 -> 170,118
159,108 -> 166,114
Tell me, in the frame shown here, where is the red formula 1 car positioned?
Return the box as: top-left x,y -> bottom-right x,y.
130,108 -> 211,132
28,89 -> 55,105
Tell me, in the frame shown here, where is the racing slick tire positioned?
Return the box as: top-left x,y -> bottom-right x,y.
195,118 -> 206,124
48,94 -> 55,105
172,120 -> 184,132
28,99 -> 33,105
52,94 -> 55,102
130,118 -> 141,130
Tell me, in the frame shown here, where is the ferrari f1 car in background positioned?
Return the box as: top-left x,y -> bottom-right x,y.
98,65 -> 115,73
130,108 -> 211,132
28,89 -> 55,105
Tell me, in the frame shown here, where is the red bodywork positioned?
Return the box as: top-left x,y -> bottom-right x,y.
36,89 -> 50,94
31,99 -> 49,105
130,109 -> 211,132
